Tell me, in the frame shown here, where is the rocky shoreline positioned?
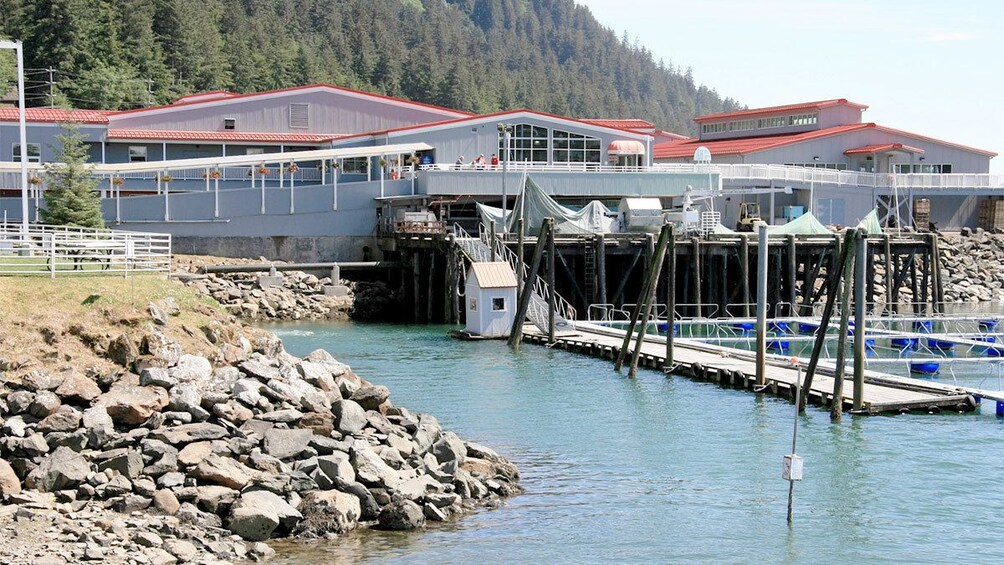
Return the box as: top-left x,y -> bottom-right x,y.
0,288 -> 521,563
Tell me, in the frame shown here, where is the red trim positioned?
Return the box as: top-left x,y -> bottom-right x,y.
170,90 -> 239,104
107,129 -> 341,143
333,108 -> 655,144
111,84 -> 473,119
0,108 -> 114,124
693,99 -> 868,123
654,122 -> 997,159
844,143 -> 924,155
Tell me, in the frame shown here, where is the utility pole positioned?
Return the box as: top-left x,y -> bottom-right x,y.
47,67 -> 55,108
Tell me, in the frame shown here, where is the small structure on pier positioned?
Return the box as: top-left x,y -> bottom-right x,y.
464,262 -> 518,338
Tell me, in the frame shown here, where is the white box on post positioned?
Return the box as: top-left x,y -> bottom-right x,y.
782,454 -> 803,481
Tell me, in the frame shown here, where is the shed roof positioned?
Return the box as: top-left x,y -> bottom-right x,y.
107,129 -> 342,144
469,262 -> 518,288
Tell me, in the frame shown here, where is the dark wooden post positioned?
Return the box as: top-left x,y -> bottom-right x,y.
692,237 -> 702,318
489,221 -> 496,262
628,223 -> 673,377
412,252 -> 421,323
853,229 -> 867,411
883,234 -> 893,314
830,230 -> 858,421
787,235 -> 797,316
800,228 -> 856,410
596,233 -> 607,306
516,218 -> 524,297
665,226 -> 676,372
547,224 -> 556,343
616,224 -> 671,372
508,218 -> 552,351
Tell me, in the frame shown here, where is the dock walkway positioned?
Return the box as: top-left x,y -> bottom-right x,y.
522,322 -> 978,415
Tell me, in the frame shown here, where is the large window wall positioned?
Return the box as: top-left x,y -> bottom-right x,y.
499,124 -> 602,165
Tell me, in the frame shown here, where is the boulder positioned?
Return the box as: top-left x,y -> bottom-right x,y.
54,372 -> 102,403
96,449 -> 145,479
0,458 -> 20,496
350,439 -> 401,488
168,384 -> 203,415
140,367 -> 177,389
177,441 -> 215,467
315,453 -> 355,484
29,391 -> 61,418
108,334 -> 139,367
295,489 -> 361,536
170,354 -> 213,385
263,428 -> 315,460
350,384 -> 390,411
152,489 -> 181,515
332,399 -> 367,434
150,423 -> 229,445
191,454 -> 258,489
96,384 -> 169,425
25,446 -> 90,491
163,539 -> 197,563
431,431 -> 467,465
227,490 -> 301,541
232,378 -> 263,406
376,500 -> 425,530
36,406 -> 82,433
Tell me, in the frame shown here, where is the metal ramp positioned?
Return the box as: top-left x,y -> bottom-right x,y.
453,224 -> 576,334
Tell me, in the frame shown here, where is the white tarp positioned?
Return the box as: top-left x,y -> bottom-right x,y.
477,176 -> 617,235
856,210 -> 883,234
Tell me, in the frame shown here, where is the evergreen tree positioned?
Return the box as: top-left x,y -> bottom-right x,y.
41,124 -> 104,229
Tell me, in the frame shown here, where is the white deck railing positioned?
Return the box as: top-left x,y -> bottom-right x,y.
0,223 -> 171,277
422,162 -> 1004,191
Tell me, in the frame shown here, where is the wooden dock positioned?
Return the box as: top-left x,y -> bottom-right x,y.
521,322 -> 979,415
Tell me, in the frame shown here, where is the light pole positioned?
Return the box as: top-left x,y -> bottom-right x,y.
498,123 -> 512,234
809,155 -> 819,218
0,40 -> 29,235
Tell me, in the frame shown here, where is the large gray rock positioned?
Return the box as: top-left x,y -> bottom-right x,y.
316,453 -> 355,483
239,358 -> 281,382
232,378 -> 263,406
376,500 -> 425,530
168,384 -> 203,415
295,489 -> 361,535
332,399 -> 367,434
25,446 -> 90,491
170,354 -> 213,385
82,407 -> 115,449
54,372 -> 102,403
191,454 -> 258,489
36,406 -> 82,433
0,458 -> 20,496
227,490 -> 301,541
431,431 -> 468,465
96,384 -> 169,425
350,384 -> 390,411
350,439 -> 401,488
108,334 -> 139,367
263,428 -> 314,460
96,449 -> 145,479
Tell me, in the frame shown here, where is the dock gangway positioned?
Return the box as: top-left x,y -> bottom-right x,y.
452,223 -> 575,334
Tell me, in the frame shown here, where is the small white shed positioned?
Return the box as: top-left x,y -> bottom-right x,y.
465,262 -> 518,338
619,197 -> 664,233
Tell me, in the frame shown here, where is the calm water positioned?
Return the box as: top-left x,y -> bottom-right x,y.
267,321 -> 1004,564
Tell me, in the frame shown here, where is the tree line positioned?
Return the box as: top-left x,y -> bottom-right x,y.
0,0 -> 741,136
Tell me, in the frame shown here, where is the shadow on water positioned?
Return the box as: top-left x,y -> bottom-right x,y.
264,321 -> 1004,564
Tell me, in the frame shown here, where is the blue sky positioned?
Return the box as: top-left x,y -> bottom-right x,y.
576,0 -> 1003,172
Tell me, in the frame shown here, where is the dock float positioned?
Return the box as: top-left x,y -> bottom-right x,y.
521,322 -> 978,415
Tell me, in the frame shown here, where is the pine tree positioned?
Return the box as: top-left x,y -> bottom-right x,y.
41,124 -> 104,229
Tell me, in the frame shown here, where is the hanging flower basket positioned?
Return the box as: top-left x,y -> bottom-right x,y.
112,177 -> 125,186
160,175 -> 173,183
28,175 -> 42,185
209,170 -> 222,179
287,163 -> 300,174
378,158 -> 388,168
258,167 -> 270,175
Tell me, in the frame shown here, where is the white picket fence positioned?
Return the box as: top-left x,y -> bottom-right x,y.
0,223 -> 171,277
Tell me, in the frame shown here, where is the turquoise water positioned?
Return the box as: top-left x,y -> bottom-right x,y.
268,322 -> 1004,563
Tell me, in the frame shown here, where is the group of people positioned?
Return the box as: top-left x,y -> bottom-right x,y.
455,153 -> 502,169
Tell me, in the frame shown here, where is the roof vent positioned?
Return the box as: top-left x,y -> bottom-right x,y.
289,103 -> 309,129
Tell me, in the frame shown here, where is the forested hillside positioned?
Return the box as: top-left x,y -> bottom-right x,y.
0,0 -> 740,135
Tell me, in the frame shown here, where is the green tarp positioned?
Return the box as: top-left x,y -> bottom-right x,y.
766,212 -> 832,235
856,210 -> 883,234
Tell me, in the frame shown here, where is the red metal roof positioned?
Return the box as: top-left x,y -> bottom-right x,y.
654,123 -> 998,159
171,90 -> 239,104
0,108 -> 114,124
582,118 -> 654,130
693,99 -> 869,123
112,84 -> 474,119
107,129 -> 342,144
844,143 -> 924,155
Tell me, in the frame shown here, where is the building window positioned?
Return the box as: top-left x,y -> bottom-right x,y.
246,147 -> 265,155
789,113 -> 818,126
223,118 -> 236,130
757,116 -> 786,129
785,162 -> 848,171
342,157 -> 368,174
469,298 -> 478,312
701,122 -> 727,134
289,103 -> 309,129
552,130 -> 601,163
728,119 -> 755,132
491,297 -> 506,311
500,124 -> 548,163
12,143 -> 41,163
128,146 -> 147,162
893,163 -> 953,174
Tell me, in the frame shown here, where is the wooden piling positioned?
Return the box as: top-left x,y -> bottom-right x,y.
628,224 -> 673,377
547,224 -> 556,343
692,237 -> 702,318
508,218 -> 553,351
853,229 -> 867,410
665,226 -> 676,372
755,224 -> 768,387
830,231 -> 858,421
516,218 -> 524,297
787,235 -> 797,316
740,234 -> 750,317
596,233 -> 607,306
412,251 -> 421,323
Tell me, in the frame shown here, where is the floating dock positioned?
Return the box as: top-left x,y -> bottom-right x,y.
521,322 -> 982,415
